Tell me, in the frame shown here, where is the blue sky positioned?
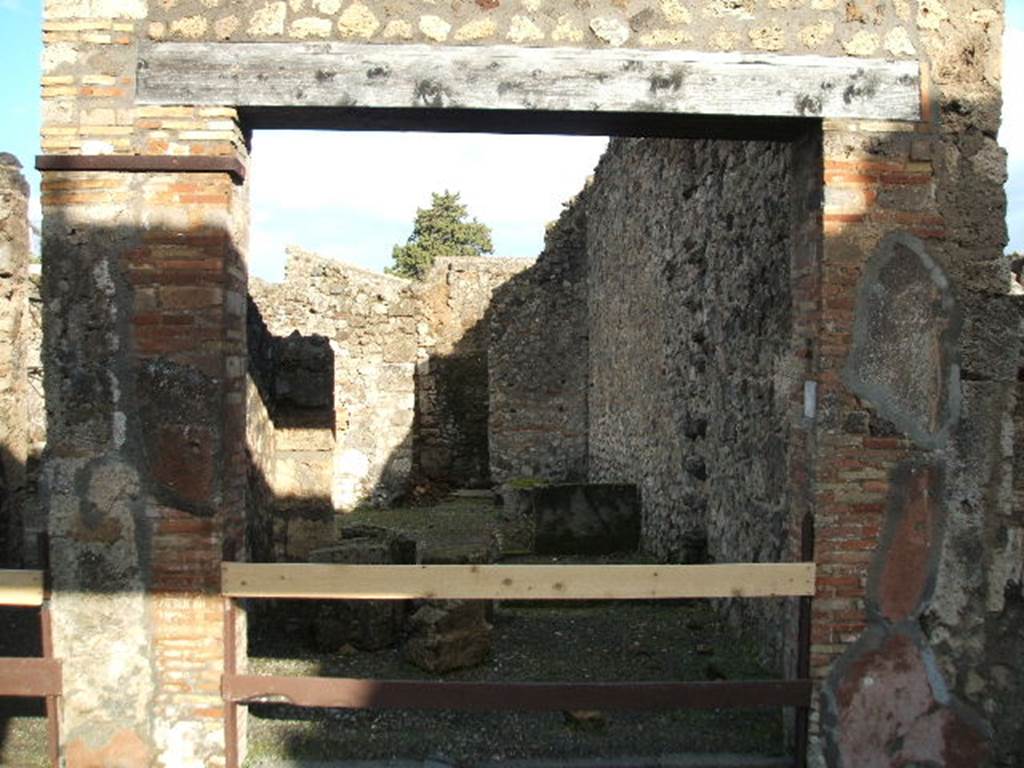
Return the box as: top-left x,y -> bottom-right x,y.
2,1 -> 1022,280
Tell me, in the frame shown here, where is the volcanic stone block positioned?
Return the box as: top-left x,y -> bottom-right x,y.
532,484 -> 640,555
308,525 -> 417,651
403,599 -> 492,672
843,232 -> 961,448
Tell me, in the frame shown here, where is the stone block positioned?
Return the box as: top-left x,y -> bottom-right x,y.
284,515 -> 336,560
531,484 -> 641,555
308,524 -> 417,651
150,424 -> 215,507
274,426 -> 334,452
275,452 -> 333,502
843,232 -> 961,449
402,599 -> 492,672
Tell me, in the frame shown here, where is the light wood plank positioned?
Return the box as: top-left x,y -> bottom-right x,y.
137,42 -> 920,122
222,562 -> 815,600
0,569 -> 45,607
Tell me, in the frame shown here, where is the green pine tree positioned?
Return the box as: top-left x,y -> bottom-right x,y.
387,191 -> 494,279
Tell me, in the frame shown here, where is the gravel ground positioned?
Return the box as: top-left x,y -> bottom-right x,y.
1,498 -> 792,767
245,600 -> 788,766
0,607 -> 48,768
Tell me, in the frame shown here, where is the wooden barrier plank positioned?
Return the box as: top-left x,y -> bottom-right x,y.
224,674 -> 811,710
0,569 -> 45,607
0,658 -> 62,697
222,562 -> 815,600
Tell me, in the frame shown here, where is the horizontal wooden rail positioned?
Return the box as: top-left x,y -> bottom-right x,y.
0,569 -> 45,607
222,562 -> 815,601
0,658 -> 63,698
224,674 -> 812,711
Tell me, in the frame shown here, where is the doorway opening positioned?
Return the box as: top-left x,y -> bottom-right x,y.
239,110 -> 822,766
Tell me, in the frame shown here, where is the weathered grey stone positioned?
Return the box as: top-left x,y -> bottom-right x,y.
309,524 -> 417,651
0,155 -> 29,567
531,483 -> 640,555
843,232 -> 961,449
403,599 -> 492,672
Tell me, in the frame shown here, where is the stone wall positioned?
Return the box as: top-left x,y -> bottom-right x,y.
18,270 -> 48,567
143,0 -> 925,57
248,249 -> 532,536
0,154 -> 29,568
415,256 -> 532,488
493,137 -> 806,667
489,200 -> 590,484
586,138 -> 800,664
249,248 -> 416,554
245,298 -> 277,562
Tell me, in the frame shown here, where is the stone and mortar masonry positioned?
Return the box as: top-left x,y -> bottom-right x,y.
585,137 -> 802,670
490,195 -> 590,484
414,256 -> 532,488
0,154 -> 30,569
247,249 -> 532,560
245,297 -> 278,563
141,0 -> 927,58
249,248 -> 417,558
492,135 -> 815,673
39,3 -> 251,757
37,0 -> 1021,765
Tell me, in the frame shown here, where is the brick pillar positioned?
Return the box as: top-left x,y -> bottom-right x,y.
40,5 -> 249,765
42,161 -> 248,768
809,75 -> 1009,760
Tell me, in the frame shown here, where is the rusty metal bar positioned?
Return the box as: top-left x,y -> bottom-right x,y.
224,598 -> 239,768
39,603 -> 61,768
223,674 -> 812,711
794,512 -> 815,768
0,658 -> 63,698
35,154 -> 246,183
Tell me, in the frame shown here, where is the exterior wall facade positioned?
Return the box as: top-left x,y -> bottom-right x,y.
37,0 -> 1017,766
40,11 -> 250,758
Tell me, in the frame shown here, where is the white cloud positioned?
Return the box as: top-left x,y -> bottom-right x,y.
249,131 -> 607,278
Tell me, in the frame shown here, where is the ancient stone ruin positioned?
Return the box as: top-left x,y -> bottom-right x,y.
0,0 -> 1020,767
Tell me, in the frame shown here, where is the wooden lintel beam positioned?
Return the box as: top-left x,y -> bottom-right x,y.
137,42 -> 920,122
36,154 -> 246,183
221,562 -> 816,600
224,674 -> 812,710
0,569 -> 45,607
0,658 -> 63,698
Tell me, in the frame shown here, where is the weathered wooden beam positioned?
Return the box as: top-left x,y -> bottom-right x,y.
221,562 -> 816,600
238,106 -> 817,140
0,658 -> 62,698
36,154 -> 246,183
137,42 -> 920,122
0,569 -> 45,607
223,674 -> 812,710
